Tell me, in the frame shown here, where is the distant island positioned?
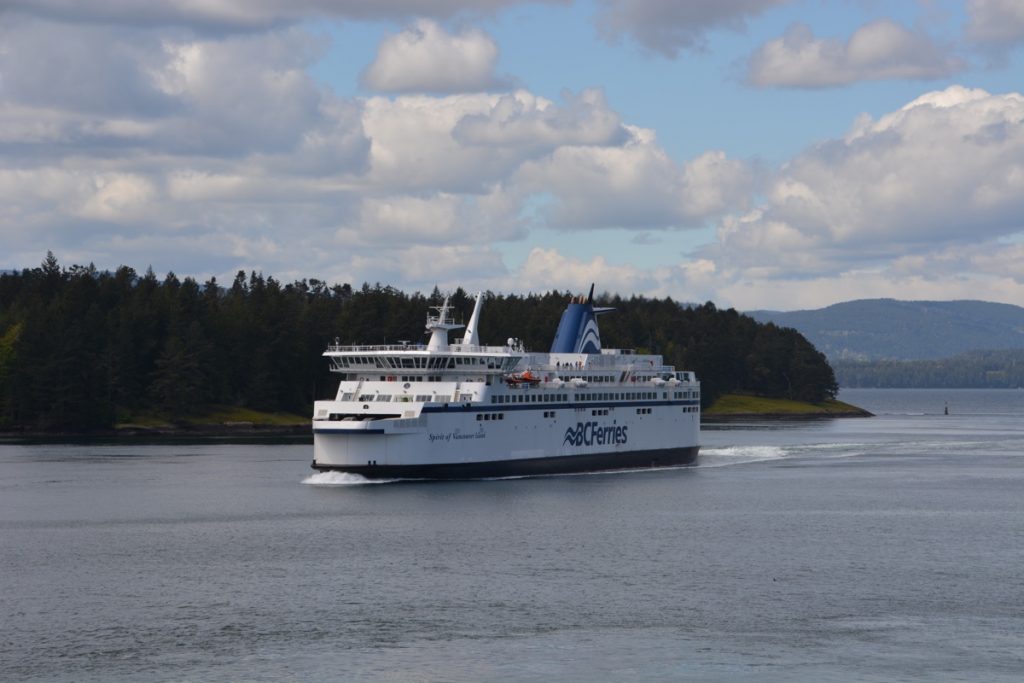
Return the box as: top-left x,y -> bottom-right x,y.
834,350 -> 1024,389
750,299 -> 1024,388
0,253 -> 844,433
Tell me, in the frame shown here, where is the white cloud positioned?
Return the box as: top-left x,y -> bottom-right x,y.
362,20 -> 503,93
513,248 -> 659,294
453,89 -> 627,151
335,190 -> 525,247
515,129 -> 754,230
151,29 -> 341,156
595,0 -> 789,57
360,89 -> 629,193
0,19 -> 370,164
715,268 -> 1024,311
727,86 -> 1024,261
2,0 -> 567,31
2,7 -> 742,290
0,20 -> 373,268
7,2 -> 1023,313
344,244 -> 510,291
966,0 -> 1024,49
76,173 -> 158,223
747,20 -> 963,88
0,19 -> 176,117
499,239 -> 1024,312
691,85 -> 1024,307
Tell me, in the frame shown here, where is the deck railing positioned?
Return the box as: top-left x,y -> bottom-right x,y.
325,343 -> 517,354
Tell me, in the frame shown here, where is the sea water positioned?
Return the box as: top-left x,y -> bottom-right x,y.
2,388 -> 1024,681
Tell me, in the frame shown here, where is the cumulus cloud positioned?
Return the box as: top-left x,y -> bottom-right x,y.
513,248 -> 659,294
0,18 -> 374,278
152,30 -> 349,156
715,267 -> 1024,311
966,0 -> 1024,50
360,89 -> 630,193
699,86 -> 1024,303
595,0 -> 789,57
0,18 -> 369,163
747,20 -> 963,88
362,20 -> 504,93
2,0 -> 567,31
453,89 -> 627,151
515,129 -> 755,230
494,241 -> 1024,313
10,0 -> 1022,312
338,82 -> 1024,309
0,19 -> 177,117
343,244 -> 510,291
334,187 -> 527,247
0,4 -> 748,293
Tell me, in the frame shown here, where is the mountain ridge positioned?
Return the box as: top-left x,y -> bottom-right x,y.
748,298 -> 1024,361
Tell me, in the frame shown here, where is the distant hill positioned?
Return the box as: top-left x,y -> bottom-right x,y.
833,349 -> 1024,388
748,299 -> 1024,361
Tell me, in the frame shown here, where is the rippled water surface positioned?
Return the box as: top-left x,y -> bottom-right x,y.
3,389 -> 1024,681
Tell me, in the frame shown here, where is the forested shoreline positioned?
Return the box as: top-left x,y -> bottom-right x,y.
834,350 -> 1024,388
0,254 -> 837,432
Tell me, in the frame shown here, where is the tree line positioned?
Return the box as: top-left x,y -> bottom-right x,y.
0,254 -> 837,431
834,350 -> 1024,388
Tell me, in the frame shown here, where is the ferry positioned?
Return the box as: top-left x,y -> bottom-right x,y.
311,287 -> 700,479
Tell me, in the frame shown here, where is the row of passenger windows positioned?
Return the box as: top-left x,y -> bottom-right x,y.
493,393 -> 569,404
344,393 -> 452,403
338,356 -> 498,369
579,391 -> 662,401
473,406 -> 698,420
492,391 -> 677,404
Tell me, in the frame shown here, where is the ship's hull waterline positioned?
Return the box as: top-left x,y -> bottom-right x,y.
311,444 -> 699,479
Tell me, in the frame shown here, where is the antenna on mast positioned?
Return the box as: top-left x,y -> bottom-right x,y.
425,296 -> 464,351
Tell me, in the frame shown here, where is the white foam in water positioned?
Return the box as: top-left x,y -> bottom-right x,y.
699,445 -> 789,467
302,471 -> 396,486
788,441 -> 870,459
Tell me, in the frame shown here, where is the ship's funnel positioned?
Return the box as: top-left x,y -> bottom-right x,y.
462,292 -> 483,346
549,284 -> 614,354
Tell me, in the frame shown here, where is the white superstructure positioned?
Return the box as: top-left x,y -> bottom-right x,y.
312,287 -> 700,478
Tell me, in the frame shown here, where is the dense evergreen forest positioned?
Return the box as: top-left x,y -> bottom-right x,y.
0,254 -> 837,431
834,350 -> 1024,388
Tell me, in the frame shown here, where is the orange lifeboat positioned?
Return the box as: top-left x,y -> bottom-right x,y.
505,370 -> 541,386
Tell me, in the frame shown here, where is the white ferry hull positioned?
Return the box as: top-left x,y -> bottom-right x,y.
312,443 -> 698,479
312,402 -> 699,479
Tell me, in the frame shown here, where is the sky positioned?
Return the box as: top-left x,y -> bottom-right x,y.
2,0 -> 1024,310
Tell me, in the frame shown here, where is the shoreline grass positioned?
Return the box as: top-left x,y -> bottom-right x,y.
705,393 -> 871,417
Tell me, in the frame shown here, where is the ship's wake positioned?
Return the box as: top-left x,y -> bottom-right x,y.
699,441 -> 872,467
698,445 -> 789,467
302,471 -> 398,486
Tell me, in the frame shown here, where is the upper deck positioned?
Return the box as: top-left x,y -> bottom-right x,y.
320,289 -> 698,385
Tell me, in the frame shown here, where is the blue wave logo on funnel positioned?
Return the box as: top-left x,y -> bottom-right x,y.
549,284 -> 614,354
